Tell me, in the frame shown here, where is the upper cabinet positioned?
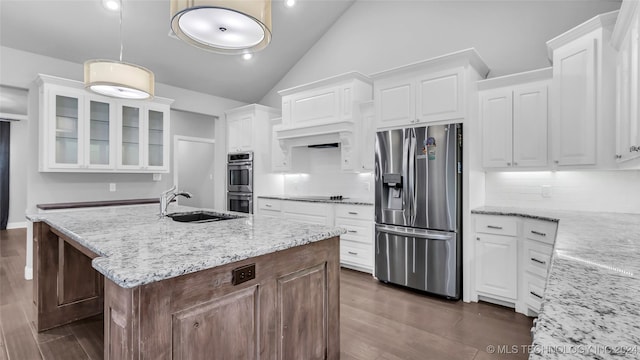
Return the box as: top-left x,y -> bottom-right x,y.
479,68 -> 551,169
612,1 -> 640,166
546,10 -> 618,169
372,49 -> 489,130
225,104 -> 280,173
275,73 -> 373,172
35,74 -> 173,173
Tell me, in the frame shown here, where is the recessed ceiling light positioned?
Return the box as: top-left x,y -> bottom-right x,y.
242,53 -> 253,60
102,0 -> 120,11
285,0 -> 295,7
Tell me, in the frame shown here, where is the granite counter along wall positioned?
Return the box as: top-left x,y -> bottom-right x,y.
472,207 -> 640,360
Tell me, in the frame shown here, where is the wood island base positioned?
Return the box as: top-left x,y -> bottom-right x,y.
33,221 -> 340,359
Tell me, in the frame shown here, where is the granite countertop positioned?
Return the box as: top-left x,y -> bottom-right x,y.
258,195 -> 373,206
472,206 -> 640,359
27,204 -> 345,289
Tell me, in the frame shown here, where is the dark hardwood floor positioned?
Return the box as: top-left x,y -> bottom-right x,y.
1,228 -> 532,359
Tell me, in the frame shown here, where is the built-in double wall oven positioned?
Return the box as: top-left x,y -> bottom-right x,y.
227,152 -> 253,213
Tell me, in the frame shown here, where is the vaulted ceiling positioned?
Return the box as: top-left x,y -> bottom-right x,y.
0,0 -> 355,103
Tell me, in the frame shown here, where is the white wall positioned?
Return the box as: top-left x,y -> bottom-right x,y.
484,170 -> 640,213
0,46 -> 244,216
260,0 -> 620,107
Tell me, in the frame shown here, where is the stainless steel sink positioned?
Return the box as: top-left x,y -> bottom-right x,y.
167,211 -> 241,223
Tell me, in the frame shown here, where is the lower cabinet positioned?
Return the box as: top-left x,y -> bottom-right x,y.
473,214 -> 557,316
257,198 -> 374,273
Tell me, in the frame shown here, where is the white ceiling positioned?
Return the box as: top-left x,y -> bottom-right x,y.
0,0 -> 355,103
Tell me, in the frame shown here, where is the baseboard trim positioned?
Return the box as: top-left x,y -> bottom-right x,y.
7,221 -> 27,229
24,266 -> 33,280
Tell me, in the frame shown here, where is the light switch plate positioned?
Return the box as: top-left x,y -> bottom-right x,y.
541,185 -> 552,198
109,183 -> 116,192
153,173 -> 162,181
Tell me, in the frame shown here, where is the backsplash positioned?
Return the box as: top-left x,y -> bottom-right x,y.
485,170 -> 640,213
282,147 -> 374,200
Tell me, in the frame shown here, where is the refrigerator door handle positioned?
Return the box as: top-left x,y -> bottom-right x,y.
402,130 -> 411,224
376,225 -> 454,241
408,128 -> 417,226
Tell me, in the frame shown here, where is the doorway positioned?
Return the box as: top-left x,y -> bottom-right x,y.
174,136 -> 216,209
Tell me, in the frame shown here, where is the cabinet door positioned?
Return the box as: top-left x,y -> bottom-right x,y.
416,68 -> 464,123
359,101 -> 375,170
475,233 -> 517,300
513,83 -> 548,167
145,105 -> 169,171
481,89 -> 513,168
374,77 -> 415,129
48,89 -> 85,169
85,97 -> 115,169
287,86 -> 340,128
118,103 -> 143,169
617,13 -> 640,162
227,115 -> 253,153
551,37 -> 597,166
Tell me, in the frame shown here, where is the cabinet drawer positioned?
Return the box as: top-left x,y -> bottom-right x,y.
523,239 -> 553,278
258,198 -> 282,211
474,215 -> 518,236
335,219 -> 373,245
523,219 -> 557,245
335,204 -> 374,220
282,201 -> 331,216
259,209 -> 282,219
524,273 -> 546,312
340,240 -> 373,269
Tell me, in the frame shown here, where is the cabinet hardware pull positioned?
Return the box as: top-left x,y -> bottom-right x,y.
487,225 -> 503,230
347,230 -> 358,233
531,230 -> 546,236
506,162 -> 511,166
348,211 -> 358,215
531,258 -> 546,265
513,162 -> 518,166
265,204 -> 272,207
631,146 -> 639,152
347,251 -> 358,255
476,237 -> 480,241
530,291 -> 543,299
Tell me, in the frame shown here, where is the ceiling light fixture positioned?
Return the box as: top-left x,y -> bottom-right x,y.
102,0 -> 120,11
84,0 -> 154,99
285,0 -> 295,7
242,53 -> 253,60
170,0 -> 272,54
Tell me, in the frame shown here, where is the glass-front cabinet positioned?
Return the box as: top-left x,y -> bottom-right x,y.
36,74 -> 172,173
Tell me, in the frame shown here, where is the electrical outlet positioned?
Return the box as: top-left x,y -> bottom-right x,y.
541,185 -> 552,198
232,264 -> 256,285
363,182 -> 371,191
109,183 -> 116,192
152,173 -> 162,181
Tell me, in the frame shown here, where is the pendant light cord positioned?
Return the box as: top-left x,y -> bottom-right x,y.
119,0 -> 123,62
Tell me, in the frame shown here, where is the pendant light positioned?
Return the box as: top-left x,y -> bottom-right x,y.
84,0 -> 154,99
170,0 -> 272,54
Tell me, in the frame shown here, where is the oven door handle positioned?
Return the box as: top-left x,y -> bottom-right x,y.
228,193 -> 253,198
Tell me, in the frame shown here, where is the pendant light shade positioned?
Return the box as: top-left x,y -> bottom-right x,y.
170,0 -> 272,54
84,60 -> 154,99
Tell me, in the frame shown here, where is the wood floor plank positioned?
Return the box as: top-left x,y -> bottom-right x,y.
0,303 -> 42,360
68,316 -> 103,360
39,335 -> 89,360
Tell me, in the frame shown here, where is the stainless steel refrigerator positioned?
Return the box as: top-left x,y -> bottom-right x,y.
374,124 -> 462,299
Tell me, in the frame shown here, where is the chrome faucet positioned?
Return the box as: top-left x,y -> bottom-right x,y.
160,185 -> 193,216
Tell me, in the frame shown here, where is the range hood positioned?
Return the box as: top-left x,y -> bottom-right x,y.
275,120 -> 355,149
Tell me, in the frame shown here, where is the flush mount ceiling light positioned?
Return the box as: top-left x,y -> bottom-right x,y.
84,0 -> 154,99
170,0 -> 272,54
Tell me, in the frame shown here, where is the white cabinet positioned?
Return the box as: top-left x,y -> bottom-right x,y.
257,198 -> 282,218
225,104 -> 279,156
335,204 -> 374,273
474,216 -> 518,300
227,115 -> 253,153
358,101 -> 375,171
547,11 -> 618,168
372,49 -> 489,130
479,68 -> 551,169
35,74 -> 172,173
282,201 -> 334,226
613,1 -> 640,165
472,214 -> 558,316
116,101 -> 170,172
270,118 -> 291,172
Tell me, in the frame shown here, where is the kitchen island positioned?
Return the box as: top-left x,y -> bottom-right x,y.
472,207 -> 640,360
27,204 -> 344,359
